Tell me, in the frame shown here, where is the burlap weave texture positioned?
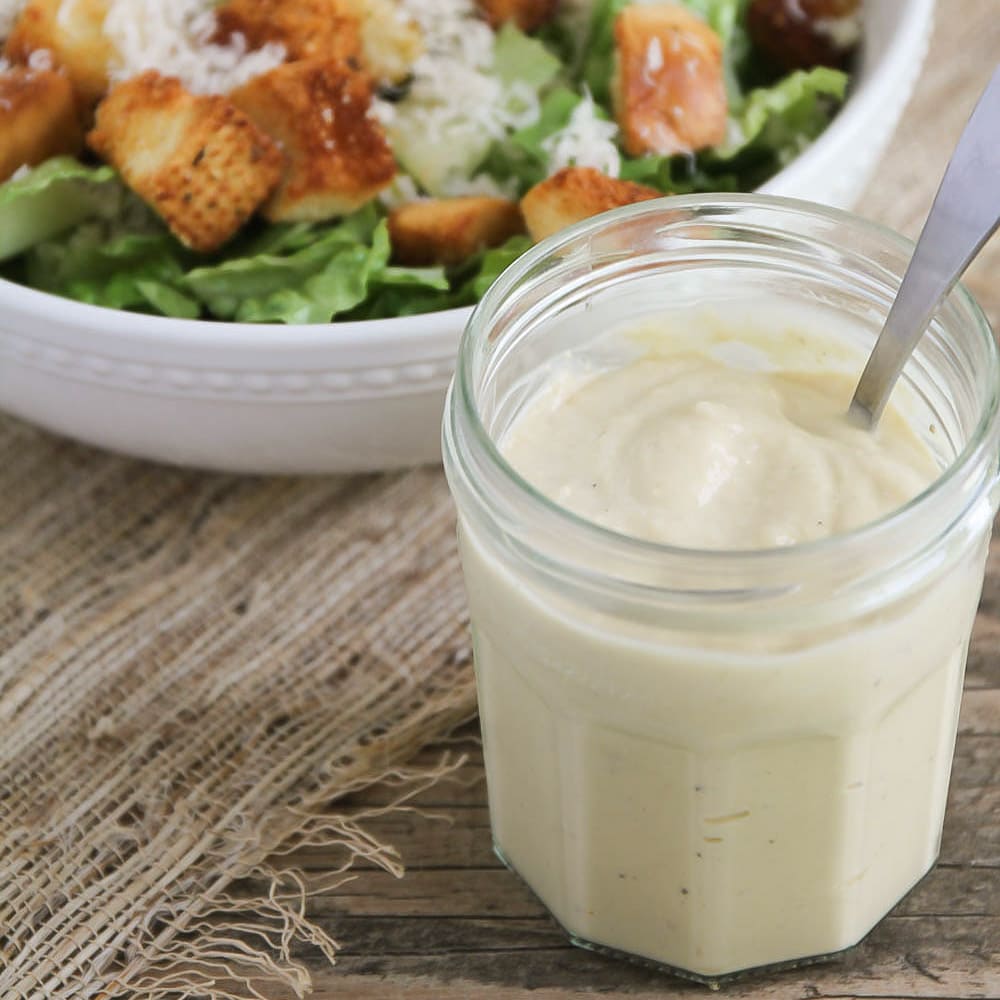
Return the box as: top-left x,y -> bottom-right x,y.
0,415 -> 476,999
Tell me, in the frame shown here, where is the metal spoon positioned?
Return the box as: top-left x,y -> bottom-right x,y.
849,66 -> 1000,428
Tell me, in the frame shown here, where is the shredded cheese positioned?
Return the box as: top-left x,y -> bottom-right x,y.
380,0 -> 543,195
542,90 -> 622,177
103,0 -> 286,94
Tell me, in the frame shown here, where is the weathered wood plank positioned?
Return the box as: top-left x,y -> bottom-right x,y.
940,785 -> 1000,867
958,689 -> 1000,736
242,863 -> 999,922
302,914 -> 1000,997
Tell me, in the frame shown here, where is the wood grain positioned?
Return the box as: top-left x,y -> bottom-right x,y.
297,3 -> 1000,996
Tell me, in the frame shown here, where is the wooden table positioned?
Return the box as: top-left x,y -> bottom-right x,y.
300,6 -> 1000,997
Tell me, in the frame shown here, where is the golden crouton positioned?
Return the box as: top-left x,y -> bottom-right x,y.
214,0 -> 363,65
520,167 -> 660,242
388,197 -> 525,266
230,59 -> 395,222
88,72 -> 284,252
0,67 -> 83,182
343,0 -> 423,84
4,0 -> 114,108
476,0 -> 557,32
613,3 -> 727,157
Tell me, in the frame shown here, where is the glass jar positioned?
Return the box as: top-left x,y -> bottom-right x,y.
442,196 -> 1000,983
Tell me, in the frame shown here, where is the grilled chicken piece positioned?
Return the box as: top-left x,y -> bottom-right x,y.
88,71 -> 284,252
520,167 -> 660,242
230,58 -> 395,222
388,196 -> 525,266
612,3 -> 727,157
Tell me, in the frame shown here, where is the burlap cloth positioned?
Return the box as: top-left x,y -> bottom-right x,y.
0,414 -> 477,999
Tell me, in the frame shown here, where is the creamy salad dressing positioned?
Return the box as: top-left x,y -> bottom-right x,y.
502,354 -> 939,549
458,318 -> 982,977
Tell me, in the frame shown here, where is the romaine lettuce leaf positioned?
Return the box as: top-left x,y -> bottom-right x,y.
0,157 -> 119,263
346,234 -> 532,320
619,153 -> 741,193
492,22 -> 562,90
8,197 -> 460,323
460,234 -> 533,300
712,65 -> 848,163
22,224 -> 198,316
580,0 -> 630,105
183,214 -> 393,323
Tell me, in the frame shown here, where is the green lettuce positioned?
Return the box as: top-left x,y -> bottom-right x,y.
183,210 -> 387,322
682,0 -> 752,100
0,158 -> 119,263
618,154 -> 741,194
580,0 -> 630,105
183,208 -> 453,323
7,188 -> 526,323
23,225 -> 199,316
713,66 -> 848,164
478,87 -> 586,190
459,234 -> 533,300
492,22 -> 563,90
347,234 -> 532,320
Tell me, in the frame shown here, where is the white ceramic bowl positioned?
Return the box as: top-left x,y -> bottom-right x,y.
0,0 -> 934,474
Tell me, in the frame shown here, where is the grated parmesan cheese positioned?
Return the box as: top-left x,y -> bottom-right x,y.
380,0 -> 543,195
103,0 -> 286,95
542,90 -> 621,177
0,0 -> 25,42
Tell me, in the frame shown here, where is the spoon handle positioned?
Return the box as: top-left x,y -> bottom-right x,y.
850,66 -> 1000,426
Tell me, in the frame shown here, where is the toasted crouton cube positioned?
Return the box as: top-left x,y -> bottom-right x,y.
214,0 -> 363,65
520,167 -> 660,242
388,197 -> 525,266
0,67 -> 83,181
476,0 -> 557,32
4,0 -> 114,107
230,59 -> 395,222
613,3 -> 727,157
342,0 -> 423,85
88,72 -> 283,252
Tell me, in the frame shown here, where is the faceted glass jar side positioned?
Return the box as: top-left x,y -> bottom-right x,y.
443,196 -> 1000,983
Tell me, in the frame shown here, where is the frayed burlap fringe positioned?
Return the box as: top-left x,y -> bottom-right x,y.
0,417 -> 477,999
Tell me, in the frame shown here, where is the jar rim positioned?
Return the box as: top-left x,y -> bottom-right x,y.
451,193 -> 999,570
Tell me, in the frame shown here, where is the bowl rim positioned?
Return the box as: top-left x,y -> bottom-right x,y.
0,0 -> 933,350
